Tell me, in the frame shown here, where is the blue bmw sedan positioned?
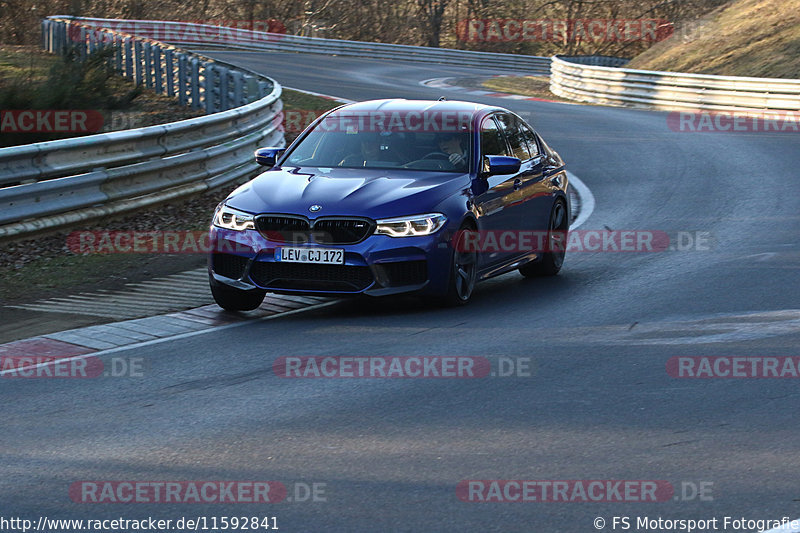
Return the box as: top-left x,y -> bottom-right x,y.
208,98 -> 569,309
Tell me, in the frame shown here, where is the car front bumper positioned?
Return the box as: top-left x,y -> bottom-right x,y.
208,226 -> 454,297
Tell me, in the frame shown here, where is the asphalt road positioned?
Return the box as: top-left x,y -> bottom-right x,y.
2,52 -> 800,532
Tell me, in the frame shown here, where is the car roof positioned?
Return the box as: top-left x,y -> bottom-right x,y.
334,98 -> 502,117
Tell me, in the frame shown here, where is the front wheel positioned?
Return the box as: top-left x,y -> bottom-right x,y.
432,225 -> 478,306
210,277 -> 266,311
520,199 -> 568,278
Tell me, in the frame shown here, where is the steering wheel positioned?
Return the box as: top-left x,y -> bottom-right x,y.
402,159 -> 447,170
420,152 -> 451,160
338,155 -> 367,166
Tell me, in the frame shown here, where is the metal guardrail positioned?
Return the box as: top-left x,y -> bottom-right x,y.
59,17 -> 553,76
71,18 -> 799,113
5,17 -> 798,239
0,18 -> 284,239
557,55 -> 630,68
550,55 -> 800,111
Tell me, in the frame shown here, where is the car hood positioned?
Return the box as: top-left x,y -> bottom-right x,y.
225,166 -> 471,219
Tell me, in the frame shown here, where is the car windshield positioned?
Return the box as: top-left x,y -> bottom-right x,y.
283,112 -> 472,172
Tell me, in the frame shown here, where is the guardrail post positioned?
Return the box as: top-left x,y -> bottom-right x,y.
134,41 -> 143,85
232,71 -> 244,106
153,46 -> 163,94
114,34 -> 123,73
52,21 -> 59,53
88,28 -> 97,55
98,30 -> 112,68
47,20 -> 55,53
144,42 -> 153,89
63,22 -> 70,54
204,63 -> 216,113
124,38 -> 133,80
219,66 -> 229,111
190,57 -> 201,109
79,27 -> 88,60
244,76 -> 259,104
53,22 -> 60,54
48,20 -> 55,52
177,53 -> 188,106
56,21 -> 63,51
165,49 -> 175,97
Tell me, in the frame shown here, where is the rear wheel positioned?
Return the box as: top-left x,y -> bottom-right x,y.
520,199 -> 568,278
210,277 -> 266,311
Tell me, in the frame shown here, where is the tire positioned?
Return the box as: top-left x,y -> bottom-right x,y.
210,277 -> 266,311
520,199 -> 568,278
431,223 -> 478,306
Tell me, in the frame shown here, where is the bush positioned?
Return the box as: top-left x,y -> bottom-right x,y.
0,45 -> 141,147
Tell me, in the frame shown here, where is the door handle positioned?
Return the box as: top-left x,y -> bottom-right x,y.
513,179 -> 522,190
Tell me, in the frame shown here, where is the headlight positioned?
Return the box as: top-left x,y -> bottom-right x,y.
212,204 -> 255,231
375,213 -> 447,237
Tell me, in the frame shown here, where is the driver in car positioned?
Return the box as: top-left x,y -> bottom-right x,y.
359,138 -> 382,160
438,133 -> 468,167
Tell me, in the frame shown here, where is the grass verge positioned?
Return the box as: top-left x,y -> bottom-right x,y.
626,0 -> 800,78
480,75 -> 574,103
0,45 -> 205,147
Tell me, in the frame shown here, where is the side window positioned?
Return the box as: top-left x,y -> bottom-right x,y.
518,121 -> 540,158
480,117 -> 510,157
495,113 -> 531,161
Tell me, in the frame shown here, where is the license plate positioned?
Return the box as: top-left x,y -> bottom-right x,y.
275,247 -> 344,264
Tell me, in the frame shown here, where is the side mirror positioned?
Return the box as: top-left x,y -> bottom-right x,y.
483,155 -> 521,176
255,147 -> 286,167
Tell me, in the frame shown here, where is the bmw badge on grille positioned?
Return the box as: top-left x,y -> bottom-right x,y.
309,204 -> 322,212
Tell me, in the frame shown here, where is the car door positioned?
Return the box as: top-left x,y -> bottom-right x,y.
496,113 -> 553,249
470,114 -> 520,269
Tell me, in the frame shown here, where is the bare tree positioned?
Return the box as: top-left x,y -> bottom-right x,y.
0,0 -> 730,57
418,0 -> 449,47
